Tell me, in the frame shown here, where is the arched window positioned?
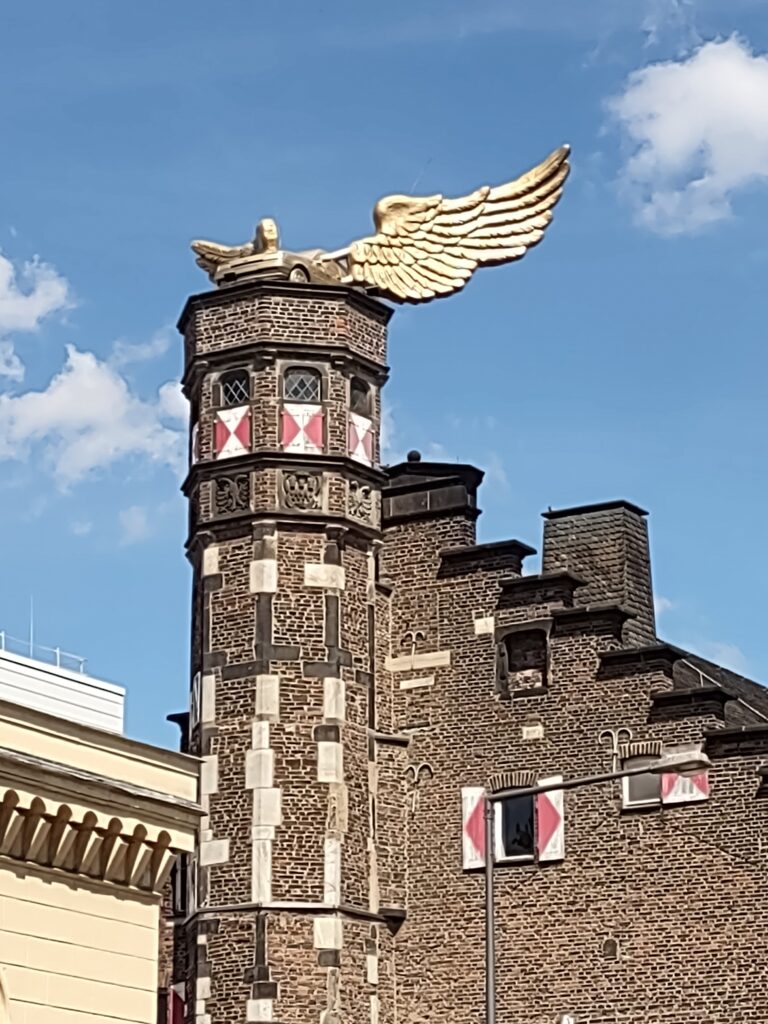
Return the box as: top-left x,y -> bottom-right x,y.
220,369 -> 250,407
284,366 -> 321,403
350,377 -> 371,416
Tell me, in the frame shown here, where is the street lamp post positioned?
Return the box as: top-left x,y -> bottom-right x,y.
483,751 -> 712,1024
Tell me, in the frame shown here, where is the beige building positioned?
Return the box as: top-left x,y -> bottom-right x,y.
0,652 -> 200,1024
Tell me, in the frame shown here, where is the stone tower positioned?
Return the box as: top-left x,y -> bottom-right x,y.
178,278 -> 400,1024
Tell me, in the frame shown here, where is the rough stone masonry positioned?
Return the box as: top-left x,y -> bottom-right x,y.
161,277 -> 768,1024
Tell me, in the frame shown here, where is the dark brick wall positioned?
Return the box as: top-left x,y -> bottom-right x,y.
174,280 -> 397,1024
542,501 -> 657,646
381,490 -> 768,1024
168,278 -> 768,1024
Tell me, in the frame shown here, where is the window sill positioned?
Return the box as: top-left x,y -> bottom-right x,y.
620,801 -> 661,815
510,685 -> 549,699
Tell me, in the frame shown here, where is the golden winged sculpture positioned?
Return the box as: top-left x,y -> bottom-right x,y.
191,145 -> 570,303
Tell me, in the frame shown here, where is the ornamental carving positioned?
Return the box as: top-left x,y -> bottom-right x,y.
348,480 -> 373,522
214,473 -> 250,516
282,471 -> 322,511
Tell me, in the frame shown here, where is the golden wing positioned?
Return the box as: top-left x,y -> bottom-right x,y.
191,239 -> 255,276
347,145 -> 570,302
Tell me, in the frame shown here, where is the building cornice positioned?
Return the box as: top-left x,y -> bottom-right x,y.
177,279 -> 395,335
0,745 -> 200,896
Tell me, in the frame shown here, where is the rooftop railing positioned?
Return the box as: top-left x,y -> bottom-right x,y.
0,630 -> 87,674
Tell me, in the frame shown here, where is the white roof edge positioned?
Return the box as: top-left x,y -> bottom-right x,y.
0,648 -> 126,696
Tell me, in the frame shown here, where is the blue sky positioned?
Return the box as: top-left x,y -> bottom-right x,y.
1,0 -> 767,746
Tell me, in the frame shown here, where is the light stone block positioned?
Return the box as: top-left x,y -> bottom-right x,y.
304,563 -> 346,590
323,837 -> 342,904
252,787 -> 282,826
200,755 -> 219,796
366,954 -> 379,986
252,721 -> 270,750
317,741 -> 343,784
251,839 -> 272,903
200,674 -> 216,724
474,615 -> 495,635
399,676 -> 434,691
245,748 -> 274,790
385,650 -> 451,672
370,995 -> 380,1024
251,825 -> 276,841
202,546 -> 219,577
247,999 -> 274,1023
522,722 -> 544,741
323,677 -> 346,722
196,978 -> 211,1001
313,915 -> 343,950
255,674 -> 280,721
199,838 -> 230,866
250,559 -> 278,594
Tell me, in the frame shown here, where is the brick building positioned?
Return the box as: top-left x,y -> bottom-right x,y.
164,276 -> 768,1024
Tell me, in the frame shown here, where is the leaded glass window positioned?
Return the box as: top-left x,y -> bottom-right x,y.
220,369 -> 250,407
284,367 -> 321,403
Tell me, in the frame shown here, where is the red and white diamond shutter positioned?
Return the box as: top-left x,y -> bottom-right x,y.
214,405 -> 251,460
348,412 -> 374,466
661,770 -> 709,805
282,402 -> 324,455
167,983 -> 185,1024
536,776 -> 564,862
461,786 -> 486,870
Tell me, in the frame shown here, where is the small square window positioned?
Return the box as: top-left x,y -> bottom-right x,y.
284,367 -> 321,403
495,792 -> 535,861
220,370 -> 250,407
350,377 -> 372,416
622,755 -> 661,808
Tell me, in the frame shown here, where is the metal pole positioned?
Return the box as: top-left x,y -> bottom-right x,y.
484,795 -> 496,1024
487,761 -> 696,805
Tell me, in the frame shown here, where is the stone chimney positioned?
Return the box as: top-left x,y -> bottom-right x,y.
541,500 -> 656,647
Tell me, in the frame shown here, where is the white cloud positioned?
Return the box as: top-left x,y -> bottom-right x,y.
687,639 -> 750,675
0,341 -> 24,382
641,0 -> 700,49
70,520 -> 93,537
0,253 -> 72,381
483,451 -> 510,492
380,401 -> 401,465
654,594 -> 676,615
119,505 -> 151,545
157,380 -> 189,424
0,254 -> 71,333
0,344 -> 186,486
110,329 -> 172,368
608,36 -> 768,234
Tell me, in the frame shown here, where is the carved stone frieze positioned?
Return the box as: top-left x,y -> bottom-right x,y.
213,473 -> 250,517
348,480 -> 374,522
281,470 -> 323,512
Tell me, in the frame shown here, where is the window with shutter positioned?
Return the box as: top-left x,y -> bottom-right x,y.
461,787 -> 486,870
494,791 -> 535,862
462,775 -> 565,870
661,770 -> 709,804
621,755 -> 661,808
536,776 -> 565,862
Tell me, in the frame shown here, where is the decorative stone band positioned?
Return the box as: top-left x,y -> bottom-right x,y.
618,739 -> 664,760
487,769 -> 537,792
0,780 -> 194,893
